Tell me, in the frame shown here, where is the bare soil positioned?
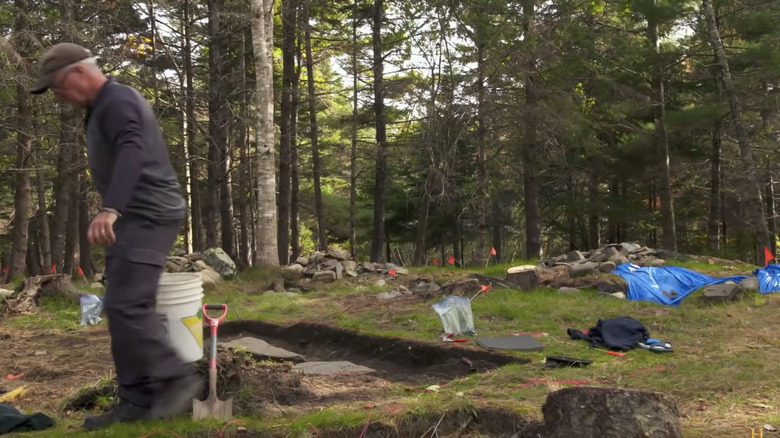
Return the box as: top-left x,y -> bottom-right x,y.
1,318 -> 529,430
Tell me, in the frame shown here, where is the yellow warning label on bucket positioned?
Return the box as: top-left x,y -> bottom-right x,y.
181,315 -> 203,349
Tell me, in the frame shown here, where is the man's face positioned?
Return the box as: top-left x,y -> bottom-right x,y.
51,65 -> 90,107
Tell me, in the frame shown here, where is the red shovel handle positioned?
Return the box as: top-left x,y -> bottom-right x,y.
203,304 -> 228,334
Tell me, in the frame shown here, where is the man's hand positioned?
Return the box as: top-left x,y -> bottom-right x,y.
88,210 -> 118,246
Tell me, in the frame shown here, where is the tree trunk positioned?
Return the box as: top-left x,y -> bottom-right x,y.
290,28 -> 303,261
491,198 -> 502,262
207,0 -> 226,250
647,7 -> 676,251
369,0 -> 387,263
588,171 -> 600,249
475,38 -> 487,264
522,0 -> 541,260
237,23 -> 251,267
34,151 -> 51,272
50,108 -> 77,273
184,0 -> 203,253
303,0 -> 327,251
251,0 -> 279,267
349,0 -> 359,256
26,215 -> 40,276
413,182 -> 432,266
63,143 -> 80,275
8,0 -> 32,280
703,0 -> 770,264
78,167 -> 92,277
278,0 -> 298,265
708,116 -> 722,251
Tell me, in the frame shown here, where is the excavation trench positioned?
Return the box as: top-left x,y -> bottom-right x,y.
210,319 -> 531,385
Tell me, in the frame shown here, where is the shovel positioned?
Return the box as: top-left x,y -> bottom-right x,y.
193,303 -> 232,420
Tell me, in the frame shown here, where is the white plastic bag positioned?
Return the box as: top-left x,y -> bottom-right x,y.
80,294 -> 103,325
431,296 -> 476,336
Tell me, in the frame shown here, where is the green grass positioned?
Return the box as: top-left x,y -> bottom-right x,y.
3,262 -> 779,437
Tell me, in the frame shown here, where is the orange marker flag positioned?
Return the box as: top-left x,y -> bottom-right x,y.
77,267 -> 84,275
447,256 -> 455,265
50,265 -> 56,274
490,247 -> 497,255
764,246 -> 775,267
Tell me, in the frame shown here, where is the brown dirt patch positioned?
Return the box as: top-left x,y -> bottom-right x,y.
0,325 -> 114,415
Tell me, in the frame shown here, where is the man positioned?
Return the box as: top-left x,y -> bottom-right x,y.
30,43 -> 203,430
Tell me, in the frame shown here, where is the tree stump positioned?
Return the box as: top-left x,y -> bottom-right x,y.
1,274 -> 84,315
505,265 -> 540,291
540,386 -> 682,438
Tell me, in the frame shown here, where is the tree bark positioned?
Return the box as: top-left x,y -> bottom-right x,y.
303,0 -> 328,251
63,141 -> 80,275
251,0 -> 279,267
588,171 -> 600,249
703,0 -> 770,264
34,151 -> 51,272
8,0 -> 32,280
207,0 -> 230,251
237,22 -> 251,267
522,0 -> 541,260
78,166 -> 92,277
708,116 -> 722,251
290,26 -> 303,261
10,128 -> 31,278
647,5 -> 676,251
349,0 -> 359,256
369,0 -> 388,263
475,37 -> 487,264
184,0 -> 203,253
278,0 -> 298,265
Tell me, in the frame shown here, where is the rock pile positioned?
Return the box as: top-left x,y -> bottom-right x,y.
282,248 -> 408,283
540,242 -> 671,273
165,247 -> 238,290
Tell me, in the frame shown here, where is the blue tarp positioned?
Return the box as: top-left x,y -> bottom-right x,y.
754,264 -> 780,294
612,263 -> 749,306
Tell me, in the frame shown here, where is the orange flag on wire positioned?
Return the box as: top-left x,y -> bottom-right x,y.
490,247 -> 497,256
765,246 -> 775,267
77,267 -> 84,275
50,265 -> 56,274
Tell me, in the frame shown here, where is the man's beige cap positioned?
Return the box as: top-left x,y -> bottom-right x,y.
30,42 -> 93,94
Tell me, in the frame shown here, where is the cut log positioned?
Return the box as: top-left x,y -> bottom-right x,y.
540,386 -> 682,438
1,274 -> 84,315
467,273 -> 518,290
505,265 -> 540,291
439,278 -> 480,297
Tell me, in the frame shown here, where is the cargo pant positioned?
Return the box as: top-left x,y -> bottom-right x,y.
102,215 -> 191,408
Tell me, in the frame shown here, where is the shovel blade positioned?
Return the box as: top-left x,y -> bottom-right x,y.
192,397 -> 233,421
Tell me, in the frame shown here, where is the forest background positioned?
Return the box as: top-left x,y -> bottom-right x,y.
0,0 -> 779,280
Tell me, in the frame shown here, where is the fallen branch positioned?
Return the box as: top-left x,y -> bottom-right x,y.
1,274 -> 84,316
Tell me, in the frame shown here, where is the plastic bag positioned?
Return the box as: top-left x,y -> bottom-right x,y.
431,296 -> 476,336
80,294 -> 104,325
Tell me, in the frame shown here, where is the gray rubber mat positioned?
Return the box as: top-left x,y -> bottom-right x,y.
476,335 -> 544,351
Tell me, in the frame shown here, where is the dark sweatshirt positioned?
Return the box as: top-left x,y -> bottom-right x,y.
85,78 -> 185,222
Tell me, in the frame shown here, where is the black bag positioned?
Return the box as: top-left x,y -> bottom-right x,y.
567,316 -> 650,351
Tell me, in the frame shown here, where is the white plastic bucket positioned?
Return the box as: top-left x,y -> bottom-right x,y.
156,273 -> 204,363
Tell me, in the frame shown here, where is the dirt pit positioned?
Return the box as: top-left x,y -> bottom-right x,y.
213,319 -> 530,385
59,319 -> 530,419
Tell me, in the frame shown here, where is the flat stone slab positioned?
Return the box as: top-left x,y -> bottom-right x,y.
292,361 -> 376,376
220,336 -> 306,363
702,283 -> 742,302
